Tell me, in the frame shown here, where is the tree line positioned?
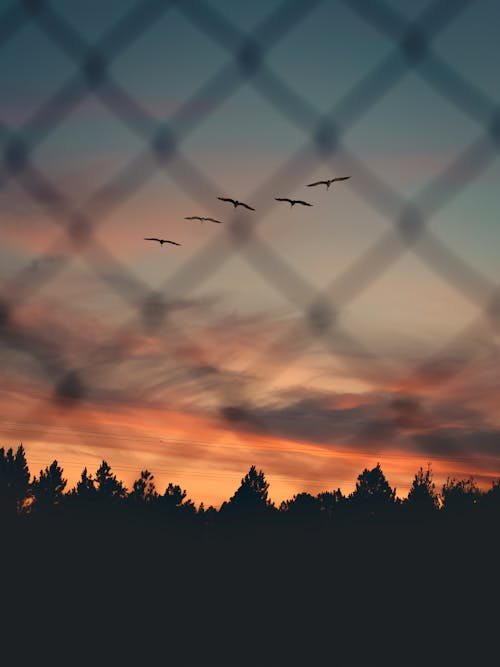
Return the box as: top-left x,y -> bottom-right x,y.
1,443 -> 499,524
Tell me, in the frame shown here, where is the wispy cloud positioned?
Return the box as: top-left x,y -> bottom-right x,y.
1,271 -> 500,504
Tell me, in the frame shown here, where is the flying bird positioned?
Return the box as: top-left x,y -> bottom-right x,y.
184,216 -> 223,224
144,237 -> 181,246
306,176 -> 351,189
217,197 -> 255,211
274,197 -> 313,207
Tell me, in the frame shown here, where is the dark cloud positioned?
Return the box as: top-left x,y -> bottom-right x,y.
53,370 -> 86,407
413,428 -> 500,460
218,387 -> 500,469
0,314 -> 72,384
221,393 -> 385,445
389,397 -> 423,428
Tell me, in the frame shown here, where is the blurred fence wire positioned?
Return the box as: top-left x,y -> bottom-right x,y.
1,0 -> 499,472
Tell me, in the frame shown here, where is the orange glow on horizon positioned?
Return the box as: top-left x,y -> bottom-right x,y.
1,379 -> 498,508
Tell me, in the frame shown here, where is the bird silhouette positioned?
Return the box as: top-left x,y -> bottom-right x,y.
184,216 -> 223,224
274,197 -> 313,207
144,237 -> 181,246
217,197 -> 255,211
306,176 -> 350,189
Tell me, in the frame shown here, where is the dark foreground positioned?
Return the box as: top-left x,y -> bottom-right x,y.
2,515 -> 499,666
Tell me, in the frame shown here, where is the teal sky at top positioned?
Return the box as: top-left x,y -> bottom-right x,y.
2,0 -> 500,317
3,0 -> 499,146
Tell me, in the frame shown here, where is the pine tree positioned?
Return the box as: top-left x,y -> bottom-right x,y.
281,492 -> 320,517
405,464 -> 438,514
95,460 -> 127,503
161,483 -> 195,517
75,467 -> 96,500
0,444 -> 31,517
31,460 -> 67,511
223,465 -> 273,517
441,476 -> 480,514
130,470 -> 157,505
349,463 -> 396,516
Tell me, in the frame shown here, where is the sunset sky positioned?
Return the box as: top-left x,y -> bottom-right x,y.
1,0 -> 500,506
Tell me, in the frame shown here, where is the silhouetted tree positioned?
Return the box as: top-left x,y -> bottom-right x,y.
198,502 -> 217,522
280,492 -> 320,518
31,460 -> 67,512
161,482 -> 195,517
163,482 -> 186,507
74,467 -> 96,500
317,489 -> 346,519
484,478 -> 500,512
405,464 -> 438,515
0,444 -> 30,518
7,444 -> 500,539
221,466 -> 273,518
349,463 -> 396,516
65,467 -> 97,516
441,476 -> 481,514
94,460 -> 127,504
129,470 -> 158,505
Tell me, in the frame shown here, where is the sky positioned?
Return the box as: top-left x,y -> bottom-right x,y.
1,0 -> 500,506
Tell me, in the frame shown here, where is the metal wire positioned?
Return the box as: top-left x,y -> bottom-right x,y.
1,0 -> 499,478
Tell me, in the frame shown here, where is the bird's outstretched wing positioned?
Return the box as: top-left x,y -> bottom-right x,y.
274,197 -> 290,202
294,200 -> 313,206
307,176 -> 351,187
185,216 -> 202,221
218,196 -> 254,210
144,237 -> 180,246
204,217 -> 223,224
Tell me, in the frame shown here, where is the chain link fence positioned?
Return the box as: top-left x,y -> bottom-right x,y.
1,0 -> 499,491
